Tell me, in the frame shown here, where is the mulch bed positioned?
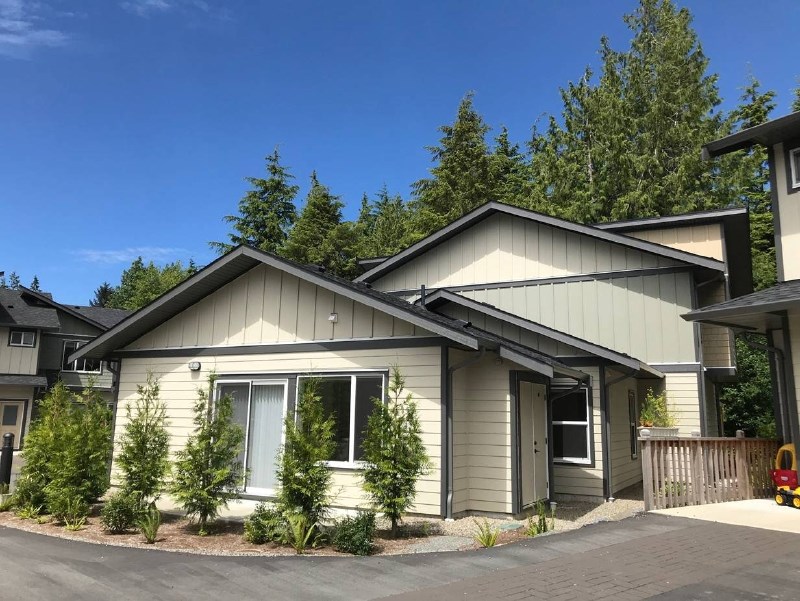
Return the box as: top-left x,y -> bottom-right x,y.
0,507 -> 505,556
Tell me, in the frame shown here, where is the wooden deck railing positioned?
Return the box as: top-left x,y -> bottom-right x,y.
640,437 -> 778,511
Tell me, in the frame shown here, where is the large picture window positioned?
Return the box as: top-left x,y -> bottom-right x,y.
298,373 -> 384,465
62,340 -> 101,373
552,387 -> 591,465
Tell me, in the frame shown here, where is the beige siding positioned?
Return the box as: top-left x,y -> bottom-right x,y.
0,327 -> 39,375
698,281 -> 733,368
704,375 -> 720,437
114,346 -> 443,516
126,264 -> 432,350
608,374 -> 642,494
373,213 -> 679,292
664,373 -> 702,435
552,366 -> 604,499
790,310 -> 800,425
773,142 -> 800,281
626,223 -> 724,261
461,273 -> 695,364
451,351 -> 513,515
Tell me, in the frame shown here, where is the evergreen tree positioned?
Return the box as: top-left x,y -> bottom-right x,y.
719,336 -> 776,437
489,126 -> 531,207
109,257 -> 195,311
529,0 -> 724,221
792,82 -> 800,113
90,282 -> 115,307
211,148 -> 299,254
29,275 -> 41,291
358,186 -> 414,259
117,372 -> 171,503
275,377 -> 336,526
361,367 -> 430,538
282,172 -> 359,277
7,271 -> 20,289
411,92 -> 493,235
170,374 -> 245,535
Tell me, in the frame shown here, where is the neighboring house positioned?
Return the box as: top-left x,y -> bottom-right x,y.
70,202 -> 749,518
685,111 -> 800,448
0,286 -> 129,450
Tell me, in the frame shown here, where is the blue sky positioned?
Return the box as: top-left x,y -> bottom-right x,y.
1,0 -> 798,305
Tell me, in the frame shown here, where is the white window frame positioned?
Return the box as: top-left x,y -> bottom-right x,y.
62,340 -> 102,374
9,329 -> 35,348
552,387 -> 592,465
790,147 -> 800,189
296,372 -> 386,469
215,378 -> 288,497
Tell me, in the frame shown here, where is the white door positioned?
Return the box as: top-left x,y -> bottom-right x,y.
520,382 -> 549,506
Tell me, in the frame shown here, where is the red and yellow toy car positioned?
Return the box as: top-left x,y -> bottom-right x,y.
771,443 -> 800,508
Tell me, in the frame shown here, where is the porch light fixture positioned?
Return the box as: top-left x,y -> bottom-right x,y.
328,312 -> 338,323
188,361 -> 201,371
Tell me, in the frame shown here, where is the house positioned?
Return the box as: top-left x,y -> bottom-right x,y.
69,201 -> 750,518
0,286 -> 129,450
685,111 -> 800,448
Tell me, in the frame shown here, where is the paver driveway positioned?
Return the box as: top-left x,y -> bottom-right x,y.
1,513 -> 799,600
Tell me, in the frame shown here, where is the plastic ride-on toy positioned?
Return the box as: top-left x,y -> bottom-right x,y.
771,443 -> 800,509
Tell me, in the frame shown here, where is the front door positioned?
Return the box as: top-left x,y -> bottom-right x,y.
219,380 -> 287,496
520,381 -> 548,507
0,401 -> 24,449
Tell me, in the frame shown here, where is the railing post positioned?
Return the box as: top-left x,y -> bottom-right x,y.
0,432 -> 14,488
641,438 -> 654,511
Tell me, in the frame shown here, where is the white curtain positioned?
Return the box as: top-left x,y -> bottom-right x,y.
220,384 -> 250,472
247,384 -> 284,491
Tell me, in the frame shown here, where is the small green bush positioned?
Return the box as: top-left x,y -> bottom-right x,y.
49,492 -> 89,525
15,503 -> 42,519
640,388 -> 676,428
138,503 -> 162,544
244,503 -> 285,544
100,492 -> 142,533
332,511 -> 376,556
285,513 -> 317,555
473,518 -> 499,548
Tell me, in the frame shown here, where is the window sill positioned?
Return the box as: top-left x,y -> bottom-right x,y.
554,459 -> 592,466
325,460 -> 367,471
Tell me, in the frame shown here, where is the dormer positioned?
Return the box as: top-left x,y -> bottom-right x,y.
703,112 -> 800,283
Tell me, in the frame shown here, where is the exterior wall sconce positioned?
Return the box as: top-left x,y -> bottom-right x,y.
328,313 -> 338,323
188,361 -> 201,371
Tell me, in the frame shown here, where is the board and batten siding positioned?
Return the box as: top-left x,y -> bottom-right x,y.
459,272 -> 695,364
625,223 -> 724,261
608,374 -> 642,494
451,350 -> 514,515
114,347 -> 444,516
126,264 -> 431,351
372,213 -> 679,292
772,142 -> 800,281
789,309 -> 800,427
552,366 -> 604,499
0,327 -> 38,375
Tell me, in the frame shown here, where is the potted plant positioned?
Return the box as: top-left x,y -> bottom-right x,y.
638,388 -> 678,438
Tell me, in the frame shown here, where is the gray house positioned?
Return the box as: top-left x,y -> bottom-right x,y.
0,286 -> 129,449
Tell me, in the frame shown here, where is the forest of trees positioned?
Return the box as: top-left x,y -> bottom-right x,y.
73,0 -> 798,435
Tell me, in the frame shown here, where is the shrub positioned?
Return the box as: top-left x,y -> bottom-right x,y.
15,503 -> 42,519
100,491 -> 141,533
49,492 -> 88,528
332,511 -> 376,556
138,503 -> 162,544
244,502 -> 285,544
170,374 -> 245,535
15,382 -> 113,515
285,513 -> 317,555
361,367 -> 430,537
275,377 -> 336,526
473,518 -> 499,548
640,388 -> 676,428
117,372 -> 171,504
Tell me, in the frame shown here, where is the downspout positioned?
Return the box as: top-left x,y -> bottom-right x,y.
744,337 -> 792,443
444,346 -> 486,520
602,366 -> 636,502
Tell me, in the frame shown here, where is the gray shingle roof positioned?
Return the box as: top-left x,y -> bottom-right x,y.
71,306 -> 132,329
684,280 -> 800,321
0,374 -> 48,387
0,289 -> 60,329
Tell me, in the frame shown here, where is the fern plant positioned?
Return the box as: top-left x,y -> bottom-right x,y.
285,513 -> 317,554
473,518 -> 499,548
138,503 -> 162,544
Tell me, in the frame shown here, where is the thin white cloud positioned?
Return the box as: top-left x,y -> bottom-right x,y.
73,247 -> 190,265
0,0 -> 69,58
121,0 -> 217,18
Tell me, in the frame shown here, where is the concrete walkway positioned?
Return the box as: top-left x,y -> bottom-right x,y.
652,498 -> 800,533
2,513 -> 800,600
